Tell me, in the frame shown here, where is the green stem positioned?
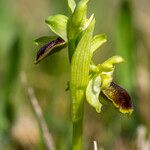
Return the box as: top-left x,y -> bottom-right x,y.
69,20 -> 95,150
72,114 -> 83,150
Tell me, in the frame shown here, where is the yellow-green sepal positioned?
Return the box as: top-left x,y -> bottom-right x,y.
45,14 -> 68,41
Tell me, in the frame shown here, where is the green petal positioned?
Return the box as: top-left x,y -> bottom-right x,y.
100,56 -> 124,71
91,34 -> 107,53
102,82 -> 133,114
34,37 -> 67,64
86,76 -> 102,113
90,63 -> 99,73
45,14 -> 68,41
67,0 -> 76,13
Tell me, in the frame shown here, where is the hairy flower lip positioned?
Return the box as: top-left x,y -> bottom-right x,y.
102,82 -> 133,114
35,37 -> 67,64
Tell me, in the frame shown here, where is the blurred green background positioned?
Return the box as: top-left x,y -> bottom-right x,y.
0,0 -> 150,149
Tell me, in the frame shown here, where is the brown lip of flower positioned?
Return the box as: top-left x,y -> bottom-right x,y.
35,37 -> 67,64
102,82 -> 133,114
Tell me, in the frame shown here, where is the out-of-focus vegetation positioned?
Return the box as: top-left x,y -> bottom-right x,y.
0,0 -> 150,149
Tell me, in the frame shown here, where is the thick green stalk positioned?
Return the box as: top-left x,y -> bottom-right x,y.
72,119 -> 83,150
69,20 -> 95,150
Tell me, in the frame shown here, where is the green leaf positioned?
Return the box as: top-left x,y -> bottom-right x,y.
67,0 -> 76,13
45,15 -> 68,41
102,82 -> 133,114
34,36 -> 57,46
86,76 -> 102,113
115,0 -> 135,92
5,36 -> 21,94
35,37 -> 67,64
2,36 -> 21,128
91,34 -> 107,53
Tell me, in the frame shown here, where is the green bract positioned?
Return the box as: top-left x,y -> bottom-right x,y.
70,0 -> 88,28
68,0 -> 76,13
70,19 -> 95,121
82,14 -> 94,31
67,0 -> 90,60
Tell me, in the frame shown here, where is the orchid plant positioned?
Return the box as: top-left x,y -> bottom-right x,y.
34,0 -> 133,149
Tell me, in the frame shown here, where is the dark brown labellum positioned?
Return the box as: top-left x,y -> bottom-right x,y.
102,82 -> 133,114
35,37 -> 66,64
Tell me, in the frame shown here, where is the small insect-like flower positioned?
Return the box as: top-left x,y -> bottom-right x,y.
86,56 -> 133,114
